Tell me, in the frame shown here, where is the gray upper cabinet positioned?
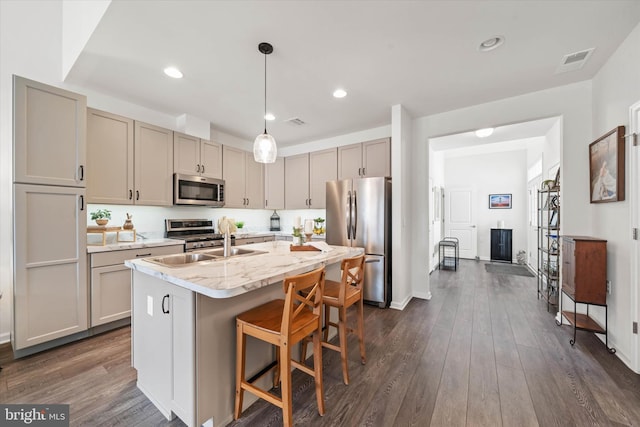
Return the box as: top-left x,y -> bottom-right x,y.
87,108 -> 134,204
285,149 -> 336,209
134,121 -> 174,206
13,75 -> 86,187
174,132 -> 222,179
87,111 -> 173,206
338,138 -> 390,180
309,148 -> 337,209
285,153 -> 310,209
265,157 -> 285,210
222,146 -> 264,208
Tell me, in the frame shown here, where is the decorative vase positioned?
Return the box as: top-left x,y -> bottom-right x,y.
95,219 -> 109,226
123,213 -> 134,229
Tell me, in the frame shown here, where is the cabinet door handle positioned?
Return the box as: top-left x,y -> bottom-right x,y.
362,167 -> 365,176
129,189 -> 133,200
308,198 -> 311,206
135,253 -> 152,257
79,195 -> 84,211
136,190 -> 140,201
79,165 -> 84,181
161,294 -> 170,314
201,164 -> 205,173
246,198 -> 249,206
196,164 -> 201,173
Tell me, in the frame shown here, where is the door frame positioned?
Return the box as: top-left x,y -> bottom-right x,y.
630,100 -> 640,373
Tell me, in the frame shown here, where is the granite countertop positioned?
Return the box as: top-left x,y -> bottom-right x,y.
87,238 -> 185,254
125,241 -> 362,299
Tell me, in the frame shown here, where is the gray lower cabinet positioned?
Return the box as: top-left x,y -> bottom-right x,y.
13,184 -> 87,353
89,245 -> 182,327
132,271 -> 195,426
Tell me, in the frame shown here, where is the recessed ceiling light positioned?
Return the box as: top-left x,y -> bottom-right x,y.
475,128 -> 494,138
265,113 -> 275,121
333,89 -> 347,98
478,36 -> 504,52
163,67 -> 183,79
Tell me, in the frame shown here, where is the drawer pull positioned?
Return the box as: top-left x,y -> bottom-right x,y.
136,253 -> 152,257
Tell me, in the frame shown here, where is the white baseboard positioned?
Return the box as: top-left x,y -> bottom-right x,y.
413,291 -> 432,300
390,294 -> 412,311
0,331 -> 10,345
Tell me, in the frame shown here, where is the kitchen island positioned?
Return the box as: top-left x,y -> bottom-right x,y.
125,241 -> 363,427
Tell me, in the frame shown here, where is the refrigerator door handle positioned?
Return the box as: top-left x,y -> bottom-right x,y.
365,258 -> 381,263
347,191 -> 352,239
352,190 -> 357,239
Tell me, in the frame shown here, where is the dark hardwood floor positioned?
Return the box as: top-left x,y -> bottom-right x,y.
2,259 -> 639,426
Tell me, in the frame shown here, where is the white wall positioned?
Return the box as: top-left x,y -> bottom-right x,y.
411,80 -> 593,319
391,105 -> 415,308
590,22 -> 640,370
444,150 -> 528,261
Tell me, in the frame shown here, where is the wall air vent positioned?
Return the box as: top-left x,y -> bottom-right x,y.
285,117 -> 306,126
555,48 -> 595,74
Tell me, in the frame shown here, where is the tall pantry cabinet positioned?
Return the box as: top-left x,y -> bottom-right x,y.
12,76 -> 88,355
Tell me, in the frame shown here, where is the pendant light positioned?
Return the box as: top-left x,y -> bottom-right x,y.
253,42 -> 277,163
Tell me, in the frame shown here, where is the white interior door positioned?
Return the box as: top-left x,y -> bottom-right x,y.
445,188 -> 477,259
630,100 -> 640,373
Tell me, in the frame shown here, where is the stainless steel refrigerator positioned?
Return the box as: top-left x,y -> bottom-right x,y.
326,177 -> 392,307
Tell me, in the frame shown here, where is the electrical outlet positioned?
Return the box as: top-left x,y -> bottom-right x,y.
606,280 -> 612,294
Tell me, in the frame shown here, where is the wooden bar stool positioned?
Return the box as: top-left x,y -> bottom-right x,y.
235,267 -> 326,426
302,254 -> 366,385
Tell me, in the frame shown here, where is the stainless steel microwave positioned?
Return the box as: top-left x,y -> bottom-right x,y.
173,174 -> 225,207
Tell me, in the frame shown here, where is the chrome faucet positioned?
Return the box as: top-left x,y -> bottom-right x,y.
223,230 -> 231,258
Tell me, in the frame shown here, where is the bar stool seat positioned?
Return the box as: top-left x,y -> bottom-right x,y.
235,267 -> 326,427
302,254 -> 366,385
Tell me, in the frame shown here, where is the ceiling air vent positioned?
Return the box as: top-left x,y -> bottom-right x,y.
285,117 -> 306,126
555,48 -> 595,74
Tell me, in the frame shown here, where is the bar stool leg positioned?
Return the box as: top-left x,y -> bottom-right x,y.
312,327 -> 325,416
357,298 -> 366,364
280,341 -> 293,427
338,307 -> 349,385
234,323 -> 246,419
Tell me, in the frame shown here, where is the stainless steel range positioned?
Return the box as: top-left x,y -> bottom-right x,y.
165,219 -> 234,252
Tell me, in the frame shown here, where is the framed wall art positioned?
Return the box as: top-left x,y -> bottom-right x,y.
489,193 -> 512,209
589,125 -> 625,203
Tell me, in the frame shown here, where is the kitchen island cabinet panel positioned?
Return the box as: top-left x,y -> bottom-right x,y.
13,76 -> 86,187
90,244 -> 183,327
87,108 -> 134,204
134,121 -> 174,206
13,184 -> 87,352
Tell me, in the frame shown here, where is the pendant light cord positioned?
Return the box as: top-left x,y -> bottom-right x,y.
264,52 -> 267,134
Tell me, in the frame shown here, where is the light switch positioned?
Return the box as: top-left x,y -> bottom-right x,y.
147,295 -> 153,316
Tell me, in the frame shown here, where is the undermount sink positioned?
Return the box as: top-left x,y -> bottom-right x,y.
201,247 -> 266,257
146,252 -> 217,267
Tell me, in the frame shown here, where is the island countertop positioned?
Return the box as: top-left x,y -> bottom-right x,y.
125,241 -> 363,299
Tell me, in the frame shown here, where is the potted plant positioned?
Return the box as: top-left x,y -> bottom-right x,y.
91,208 -> 112,226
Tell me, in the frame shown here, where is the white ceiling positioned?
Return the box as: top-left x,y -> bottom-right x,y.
66,1 -> 640,148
